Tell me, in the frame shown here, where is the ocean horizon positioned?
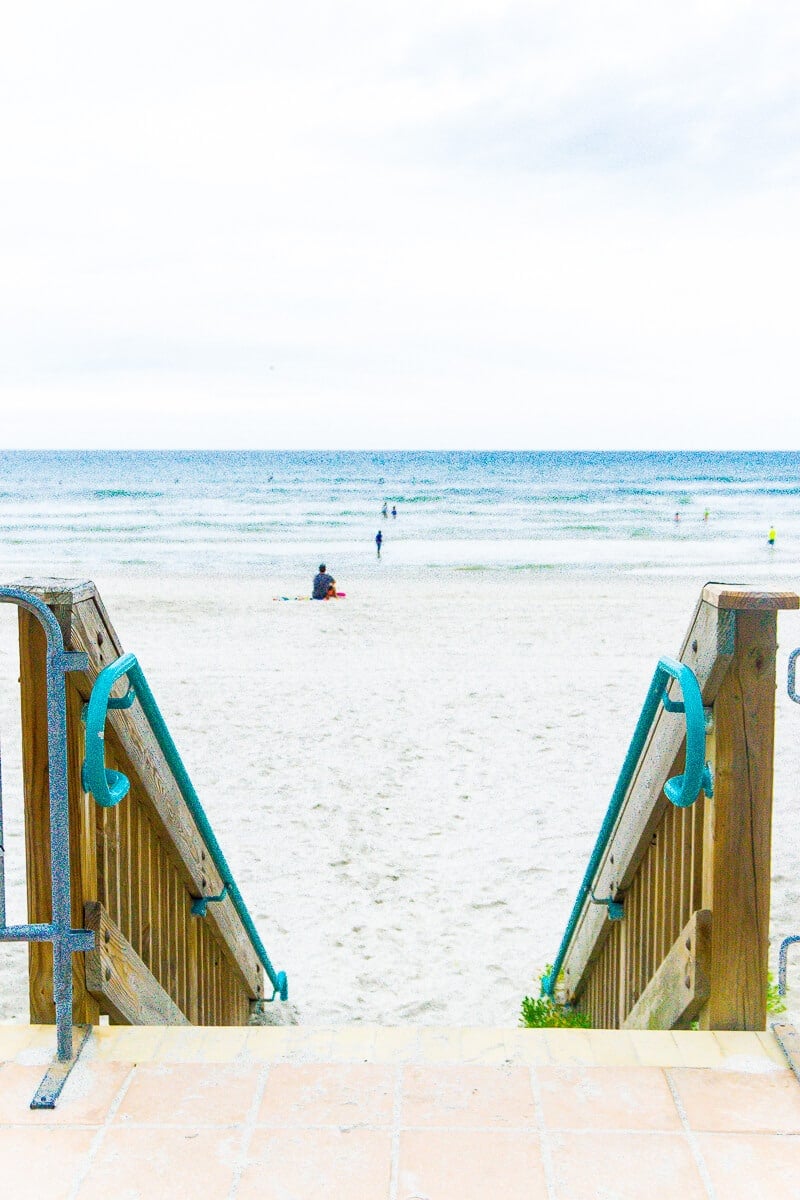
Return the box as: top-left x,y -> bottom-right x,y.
1,449 -> 798,579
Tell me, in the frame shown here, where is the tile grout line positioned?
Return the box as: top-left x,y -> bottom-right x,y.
664,1068 -> 717,1200
227,1063 -> 271,1200
388,1064 -> 403,1200
66,1065 -> 137,1200
529,1065 -> 559,1200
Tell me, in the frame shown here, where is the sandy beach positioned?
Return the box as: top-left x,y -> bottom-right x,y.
1,568 -> 800,1026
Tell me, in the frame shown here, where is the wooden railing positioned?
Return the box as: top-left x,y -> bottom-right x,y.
18,579 -> 268,1027
558,584 -> 798,1031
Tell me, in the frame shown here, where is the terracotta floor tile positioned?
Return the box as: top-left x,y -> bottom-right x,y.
0,1127 -> 95,1199
0,1061 -> 130,1126
537,1064 -> 682,1131
398,1128 -> 548,1199
237,1127 -> 391,1200
669,1066 -> 800,1133
401,1064 -> 535,1128
698,1132 -> 800,1199
114,1062 -> 261,1126
75,1125 -> 240,1200
257,1062 -> 394,1127
549,1131 -> 707,1200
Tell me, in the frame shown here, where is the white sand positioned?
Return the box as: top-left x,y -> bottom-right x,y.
2,570 -> 800,1024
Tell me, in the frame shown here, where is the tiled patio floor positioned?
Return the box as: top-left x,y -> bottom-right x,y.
0,1024 -> 798,1199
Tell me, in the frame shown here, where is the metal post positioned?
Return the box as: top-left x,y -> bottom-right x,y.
0,587 -> 94,1105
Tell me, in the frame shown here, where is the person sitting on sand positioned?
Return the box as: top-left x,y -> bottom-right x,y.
312,563 -> 336,600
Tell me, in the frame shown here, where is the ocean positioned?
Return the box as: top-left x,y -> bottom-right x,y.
1,450 -> 800,1027
0,449 -> 798,579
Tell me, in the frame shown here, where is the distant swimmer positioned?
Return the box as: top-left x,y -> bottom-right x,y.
375,530 -> 383,557
391,505 -> 397,518
768,526 -> 777,547
382,502 -> 388,519
312,562 -> 337,599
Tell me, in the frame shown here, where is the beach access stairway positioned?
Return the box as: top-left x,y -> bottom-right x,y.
2,578 -> 800,1117
0,580 -> 287,1081
543,583 -> 799,1032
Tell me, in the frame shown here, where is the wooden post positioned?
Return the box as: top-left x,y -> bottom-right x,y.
700,592 -> 786,1029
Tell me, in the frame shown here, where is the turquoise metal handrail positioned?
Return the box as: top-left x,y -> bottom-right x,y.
541,656 -> 712,1000
82,652 -> 288,1002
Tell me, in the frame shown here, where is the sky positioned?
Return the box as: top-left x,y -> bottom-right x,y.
1,1 -> 799,449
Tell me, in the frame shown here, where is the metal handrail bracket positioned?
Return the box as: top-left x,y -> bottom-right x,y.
0,586 -> 95,1108
82,652 -> 288,1003
541,656 -> 712,999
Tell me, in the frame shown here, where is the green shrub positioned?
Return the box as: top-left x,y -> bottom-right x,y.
520,994 -> 591,1029
520,967 -> 591,1028
767,971 -> 786,1016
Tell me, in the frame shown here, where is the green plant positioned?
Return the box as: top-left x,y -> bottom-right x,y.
520,994 -> 591,1029
520,966 -> 591,1029
767,971 -> 786,1017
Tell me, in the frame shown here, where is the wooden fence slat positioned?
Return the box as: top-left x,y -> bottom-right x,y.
85,901 -> 190,1026
623,909 -> 711,1030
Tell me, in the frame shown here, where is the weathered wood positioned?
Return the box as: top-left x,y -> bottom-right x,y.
68,593 -> 264,1001
623,910 -> 711,1030
16,577 -> 269,1030
84,901 -> 190,1026
702,584 -> 799,611
562,585 -> 794,1021
66,680 -> 100,1025
700,609 -> 777,1030
561,596 -> 736,1001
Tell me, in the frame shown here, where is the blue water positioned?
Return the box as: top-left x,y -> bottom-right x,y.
0,449 -> 797,577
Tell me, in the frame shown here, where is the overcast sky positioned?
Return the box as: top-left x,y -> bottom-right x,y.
2,1 -> 799,449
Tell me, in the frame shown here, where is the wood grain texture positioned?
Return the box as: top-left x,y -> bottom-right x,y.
84,901 -> 190,1026
561,596 -> 735,1002
701,608 -> 777,1030
702,584 -> 799,610
68,593 -> 264,1001
17,579 -> 266,1030
623,909 -> 711,1030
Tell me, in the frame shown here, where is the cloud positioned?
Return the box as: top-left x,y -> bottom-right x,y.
1,1 -> 800,447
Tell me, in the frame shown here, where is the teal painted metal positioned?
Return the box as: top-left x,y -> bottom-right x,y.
82,653 -> 288,1003
191,885 -> 228,917
541,656 -> 712,1000
590,891 -> 624,921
